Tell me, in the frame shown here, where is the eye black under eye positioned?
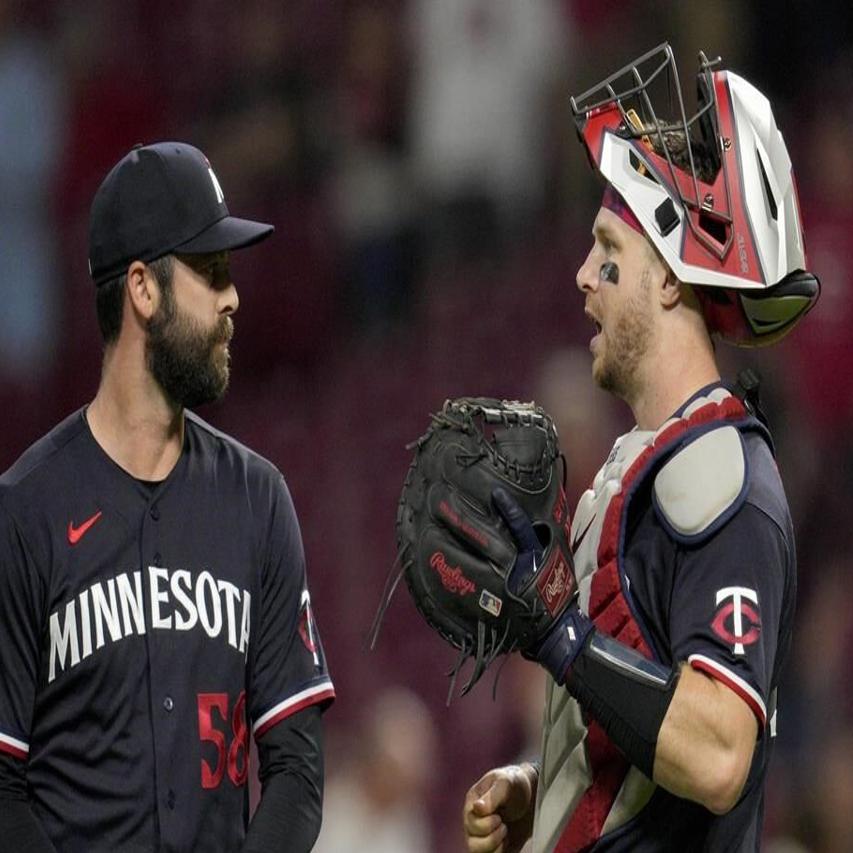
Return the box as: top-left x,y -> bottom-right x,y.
599,262 -> 619,284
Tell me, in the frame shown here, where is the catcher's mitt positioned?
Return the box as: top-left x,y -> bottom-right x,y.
371,398 -> 577,701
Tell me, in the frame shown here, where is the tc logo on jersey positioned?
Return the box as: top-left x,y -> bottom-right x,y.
712,586 -> 761,655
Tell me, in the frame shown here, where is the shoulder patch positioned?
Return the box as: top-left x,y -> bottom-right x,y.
652,425 -> 747,543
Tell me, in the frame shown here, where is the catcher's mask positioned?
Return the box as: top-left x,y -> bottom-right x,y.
571,42 -> 819,346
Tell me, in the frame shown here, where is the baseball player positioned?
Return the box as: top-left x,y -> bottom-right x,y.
0,142 -> 335,852
462,45 -> 819,852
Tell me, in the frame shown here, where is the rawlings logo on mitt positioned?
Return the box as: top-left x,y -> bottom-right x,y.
370,397 -> 577,701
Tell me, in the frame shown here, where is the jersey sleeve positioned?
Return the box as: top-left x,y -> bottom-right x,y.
0,503 -> 45,761
668,502 -> 791,729
247,476 -> 334,740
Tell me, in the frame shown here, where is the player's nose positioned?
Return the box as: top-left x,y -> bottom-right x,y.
576,247 -> 599,294
220,282 -> 239,315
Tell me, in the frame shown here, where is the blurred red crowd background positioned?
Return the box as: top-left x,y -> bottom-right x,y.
2,2 -> 852,851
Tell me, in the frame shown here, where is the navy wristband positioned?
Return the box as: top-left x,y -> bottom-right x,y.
530,604 -> 595,684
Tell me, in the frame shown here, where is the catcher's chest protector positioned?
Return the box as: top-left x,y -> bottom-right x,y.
534,388 -> 760,853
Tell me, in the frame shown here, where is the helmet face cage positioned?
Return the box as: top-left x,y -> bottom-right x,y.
570,43 -> 819,346
571,44 -> 734,262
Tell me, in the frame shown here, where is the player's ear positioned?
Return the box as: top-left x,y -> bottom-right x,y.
126,260 -> 158,321
659,268 -> 683,309
644,241 -> 679,309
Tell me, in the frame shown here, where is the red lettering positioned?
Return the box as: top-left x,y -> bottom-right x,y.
429,551 -> 476,595
439,500 -> 460,526
198,693 -> 228,789
227,691 -> 249,787
438,501 -> 488,547
198,691 -> 249,790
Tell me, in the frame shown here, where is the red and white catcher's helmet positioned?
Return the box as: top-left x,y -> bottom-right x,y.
571,43 -> 820,346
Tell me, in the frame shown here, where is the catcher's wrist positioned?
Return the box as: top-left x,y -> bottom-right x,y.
520,760 -> 540,800
528,603 -> 594,685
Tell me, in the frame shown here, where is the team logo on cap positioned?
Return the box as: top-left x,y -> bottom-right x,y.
712,586 -> 761,655
205,160 -> 225,204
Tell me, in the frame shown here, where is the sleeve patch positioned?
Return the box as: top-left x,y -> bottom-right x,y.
653,426 -> 747,543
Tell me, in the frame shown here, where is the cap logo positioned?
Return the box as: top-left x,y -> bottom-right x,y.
208,167 -> 225,204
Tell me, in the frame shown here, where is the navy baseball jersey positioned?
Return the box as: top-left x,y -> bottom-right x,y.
0,408 -> 334,852
534,385 -> 794,852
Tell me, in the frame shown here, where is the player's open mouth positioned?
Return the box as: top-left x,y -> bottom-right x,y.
585,309 -> 603,349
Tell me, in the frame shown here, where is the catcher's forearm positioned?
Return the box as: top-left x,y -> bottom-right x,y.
540,611 -> 757,811
651,665 -> 757,814
535,608 -> 679,779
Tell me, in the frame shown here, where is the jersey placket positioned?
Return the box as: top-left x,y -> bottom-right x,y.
138,490 -> 183,844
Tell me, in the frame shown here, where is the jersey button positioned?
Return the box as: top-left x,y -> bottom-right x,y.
150,504 -> 160,521
167,789 -> 176,810
154,553 -> 162,564
163,696 -> 174,712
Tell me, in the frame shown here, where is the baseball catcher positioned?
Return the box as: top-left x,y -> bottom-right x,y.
372,397 -> 583,702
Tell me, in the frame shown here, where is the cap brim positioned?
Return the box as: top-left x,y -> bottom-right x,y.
173,215 -> 274,255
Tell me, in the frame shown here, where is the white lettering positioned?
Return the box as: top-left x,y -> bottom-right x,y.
117,571 -> 145,636
49,601 -> 80,683
239,591 -> 251,656
79,589 -> 92,660
91,579 -> 122,650
171,570 -> 197,631
196,571 -> 222,638
218,580 -> 241,649
46,567 -> 253,680
149,566 -> 171,629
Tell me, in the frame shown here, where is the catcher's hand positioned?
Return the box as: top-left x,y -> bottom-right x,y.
377,397 -> 580,699
463,764 -> 537,853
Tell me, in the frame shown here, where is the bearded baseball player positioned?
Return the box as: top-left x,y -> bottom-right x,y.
461,45 -> 819,852
0,142 -> 335,851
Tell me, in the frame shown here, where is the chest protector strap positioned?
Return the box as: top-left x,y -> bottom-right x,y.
556,392 -> 761,853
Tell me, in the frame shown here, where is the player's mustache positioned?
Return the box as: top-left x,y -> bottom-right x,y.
217,317 -> 234,344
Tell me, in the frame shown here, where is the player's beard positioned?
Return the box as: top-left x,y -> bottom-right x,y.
146,287 -> 233,409
593,266 -> 654,401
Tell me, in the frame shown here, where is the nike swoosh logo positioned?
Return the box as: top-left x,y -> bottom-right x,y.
571,515 -> 595,555
67,511 -> 103,545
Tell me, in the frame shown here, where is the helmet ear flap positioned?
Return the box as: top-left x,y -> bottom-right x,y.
738,270 -> 820,345
696,271 -> 821,347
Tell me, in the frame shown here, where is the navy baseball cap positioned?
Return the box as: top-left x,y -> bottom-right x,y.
88,141 -> 274,285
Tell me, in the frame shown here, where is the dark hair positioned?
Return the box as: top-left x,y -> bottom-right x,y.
95,255 -> 175,345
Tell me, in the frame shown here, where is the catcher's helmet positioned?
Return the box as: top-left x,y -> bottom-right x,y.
571,43 -> 819,346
